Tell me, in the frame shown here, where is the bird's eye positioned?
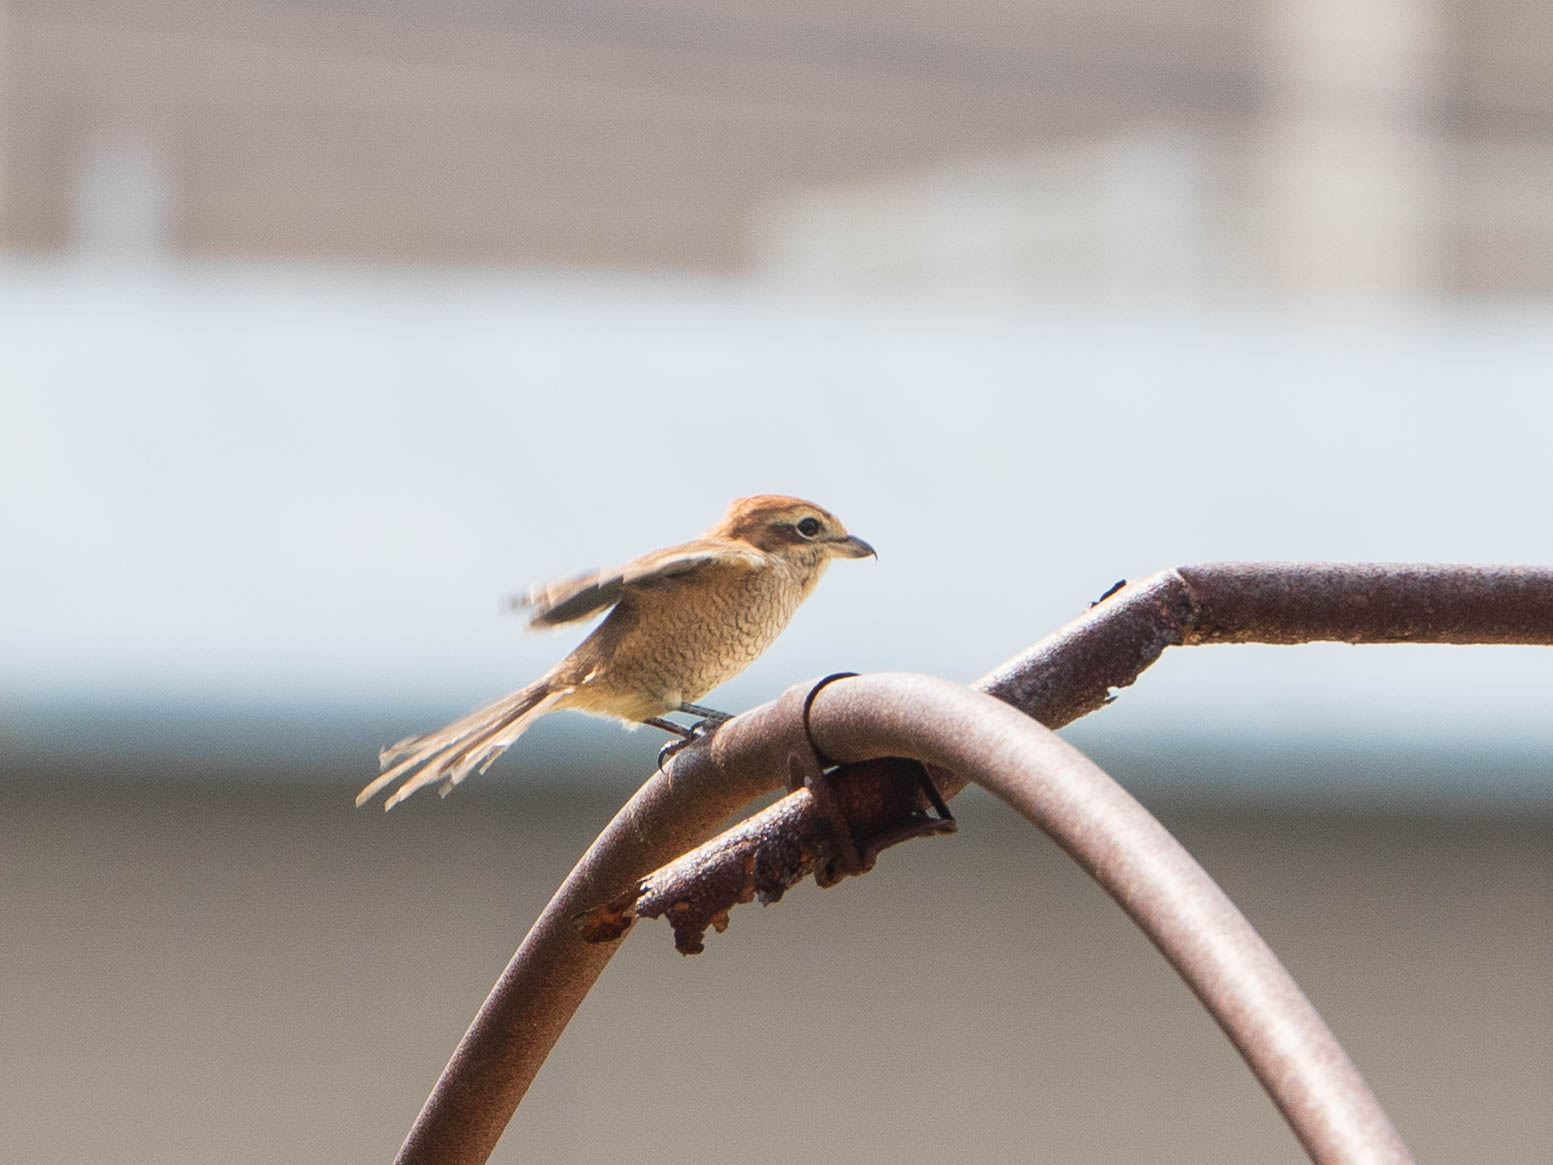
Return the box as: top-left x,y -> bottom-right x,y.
796,516 -> 822,537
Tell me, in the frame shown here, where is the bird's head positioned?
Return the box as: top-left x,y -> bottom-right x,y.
714,495 -> 876,565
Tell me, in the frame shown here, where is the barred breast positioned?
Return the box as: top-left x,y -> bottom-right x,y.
563,559 -> 826,723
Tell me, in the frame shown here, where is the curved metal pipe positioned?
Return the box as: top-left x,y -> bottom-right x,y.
391,685 -> 825,1164
806,673 -> 1414,1165
398,673 -> 1413,1164
397,560 -> 1553,1164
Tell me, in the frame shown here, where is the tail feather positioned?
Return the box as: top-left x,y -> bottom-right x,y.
357,682 -> 567,810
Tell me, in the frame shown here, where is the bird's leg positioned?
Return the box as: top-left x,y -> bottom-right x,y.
644,716 -> 693,739
677,702 -> 732,726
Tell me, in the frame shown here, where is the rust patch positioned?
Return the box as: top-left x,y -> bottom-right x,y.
575,756 -> 957,954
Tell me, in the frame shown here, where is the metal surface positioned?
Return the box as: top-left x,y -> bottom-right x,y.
394,563 -> 1553,1164
809,674 -> 1415,1165
390,683 -> 822,1163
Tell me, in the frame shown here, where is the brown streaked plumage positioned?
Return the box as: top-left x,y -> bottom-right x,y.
358,495 -> 875,809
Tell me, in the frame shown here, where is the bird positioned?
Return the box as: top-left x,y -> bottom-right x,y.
357,495 -> 875,810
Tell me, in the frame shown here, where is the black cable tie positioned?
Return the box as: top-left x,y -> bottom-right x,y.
800,671 -> 859,768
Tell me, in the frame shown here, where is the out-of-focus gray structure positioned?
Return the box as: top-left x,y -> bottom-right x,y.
5,0 -> 1553,296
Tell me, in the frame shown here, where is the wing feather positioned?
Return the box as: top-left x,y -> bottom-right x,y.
514,538 -> 768,628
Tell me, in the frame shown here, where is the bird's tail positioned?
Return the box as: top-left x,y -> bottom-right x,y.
357,680 -> 569,810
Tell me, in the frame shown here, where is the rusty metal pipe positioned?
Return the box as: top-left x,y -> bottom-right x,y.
397,563 -> 1553,1163
399,671 -> 1414,1165
391,685 -> 824,1164
805,673 -> 1415,1165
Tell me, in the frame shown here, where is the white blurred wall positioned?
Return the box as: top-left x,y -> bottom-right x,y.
3,261 -> 1552,805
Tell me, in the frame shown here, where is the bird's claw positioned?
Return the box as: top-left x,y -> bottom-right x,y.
656,735 -> 687,770
654,715 -> 725,770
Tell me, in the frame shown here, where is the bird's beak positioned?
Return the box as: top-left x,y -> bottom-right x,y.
829,534 -> 877,560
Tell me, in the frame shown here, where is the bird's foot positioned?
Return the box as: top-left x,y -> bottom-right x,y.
648,708 -> 731,770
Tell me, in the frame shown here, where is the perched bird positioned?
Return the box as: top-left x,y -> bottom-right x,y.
358,495 -> 875,810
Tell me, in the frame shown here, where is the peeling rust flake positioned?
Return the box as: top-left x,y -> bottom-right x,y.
573,885 -> 645,944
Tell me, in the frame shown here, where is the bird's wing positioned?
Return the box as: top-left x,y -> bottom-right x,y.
516,537 -> 769,628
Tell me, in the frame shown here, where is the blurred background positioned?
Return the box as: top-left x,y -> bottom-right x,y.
2,1 -> 1550,1162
